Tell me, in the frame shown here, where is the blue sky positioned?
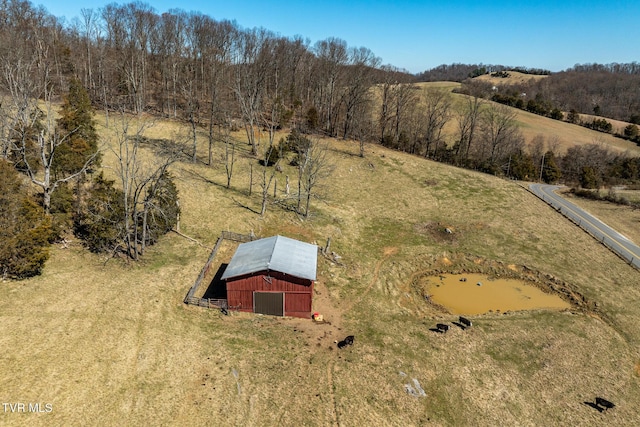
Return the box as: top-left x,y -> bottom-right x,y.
36,0 -> 640,74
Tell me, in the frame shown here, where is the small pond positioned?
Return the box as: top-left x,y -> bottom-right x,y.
425,273 -> 570,315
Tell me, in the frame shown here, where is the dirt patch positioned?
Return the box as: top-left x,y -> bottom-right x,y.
414,222 -> 460,244
635,362 -> 640,377
383,246 -> 399,256
440,257 -> 453,266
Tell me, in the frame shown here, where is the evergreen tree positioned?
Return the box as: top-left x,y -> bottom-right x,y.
510,150 -> 536,180
54,78 -> 100,180
0,160 -> 52,279
567,109 -> 580,124
74,171 -> 179,255
541,151 -> 561,184
142,171 -> 180,246
74,172 -> 125,253
580,166 -> 601,189
624,124 -> 639,139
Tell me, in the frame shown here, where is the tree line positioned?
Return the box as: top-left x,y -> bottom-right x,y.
424,62 -> 640,125
2,1 -> 639,277
0,0 -> 398,147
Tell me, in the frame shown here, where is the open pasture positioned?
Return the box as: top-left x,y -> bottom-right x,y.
1,111 -> 639,426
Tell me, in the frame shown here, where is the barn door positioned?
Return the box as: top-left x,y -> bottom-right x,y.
254,292 -> 284,316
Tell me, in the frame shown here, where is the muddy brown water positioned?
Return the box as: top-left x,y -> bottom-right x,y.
426,273 -> 570,315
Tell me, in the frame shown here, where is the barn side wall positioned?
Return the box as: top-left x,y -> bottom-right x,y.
226,270 -> 313,318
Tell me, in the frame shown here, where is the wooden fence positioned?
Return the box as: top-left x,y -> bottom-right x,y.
184,231 -> 257,308
184,296 -> 228,309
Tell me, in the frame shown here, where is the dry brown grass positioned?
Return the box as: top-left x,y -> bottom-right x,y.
576,113 -> 638,136
560,190 -> 640,246
400,82 -> 640,156
2,110 -> 640,426
511,108 -> 640,155
475,70 -> 549,85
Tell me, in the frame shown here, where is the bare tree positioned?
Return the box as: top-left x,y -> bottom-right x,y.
421,88 -> 452,158
2,56 -> 97,214
258,143 -> 279,217
232,28 -> 272,156
1,60 -> 36,160
25,100 -> 99,214
222,122 -> 236,188
392,82 -> 418,147
455,94 -> 482,163
477,103 -> 521,165
205,19 -> 235,166
256,102 -> 281,217
111,112 -> 183,259
0,100 -> 11,159
561,140 -> 613,186
339,47 -> 380,142
179,62 -> 200,163
80,8 -> 98,93
313,38 -> 349,137
298,138 -> 333,218
530,133 -> 546,179
378,68 -> 394,144
378,66 -> 418,148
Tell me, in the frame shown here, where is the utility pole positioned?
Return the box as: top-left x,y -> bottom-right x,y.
539,153 -> 545,182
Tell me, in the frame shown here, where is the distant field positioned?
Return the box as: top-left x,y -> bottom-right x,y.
414,81 -> 462,91
388,80 -> 640,155
576,113 -> 637,136
1,110 -> 640,426
510,107 -> 640,154
475,70 -> 548,85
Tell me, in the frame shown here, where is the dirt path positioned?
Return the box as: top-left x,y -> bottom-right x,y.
344,246 -> 398,312
326,360 -> 339,426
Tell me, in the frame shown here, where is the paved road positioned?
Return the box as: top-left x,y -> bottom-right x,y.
529,183 -> 640,270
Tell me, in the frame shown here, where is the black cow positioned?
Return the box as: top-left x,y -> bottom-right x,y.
459,316 -> 472,328
436,323 -> 450,332
595,397 -> 615,410
337,335 -> 355,349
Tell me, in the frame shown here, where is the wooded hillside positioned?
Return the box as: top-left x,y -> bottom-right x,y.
1,0 -> 640,276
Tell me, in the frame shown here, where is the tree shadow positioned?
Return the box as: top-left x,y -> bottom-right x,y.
232,198 -> 261,215
452,321 -> 467,330
202,263 -> 228,299
327,145 -> 360,158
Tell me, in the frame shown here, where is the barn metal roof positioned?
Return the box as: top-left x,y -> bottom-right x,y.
221,235 -> 317,281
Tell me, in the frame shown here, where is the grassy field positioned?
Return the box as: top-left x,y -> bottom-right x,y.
414,82 -> 640,156
1,108 -> 640,426
474,70 -> 549,86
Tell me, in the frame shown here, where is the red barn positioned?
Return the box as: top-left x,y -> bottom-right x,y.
221,235 -> 317,318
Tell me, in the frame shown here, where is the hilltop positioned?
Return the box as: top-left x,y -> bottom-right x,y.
474,70 -> 548,86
